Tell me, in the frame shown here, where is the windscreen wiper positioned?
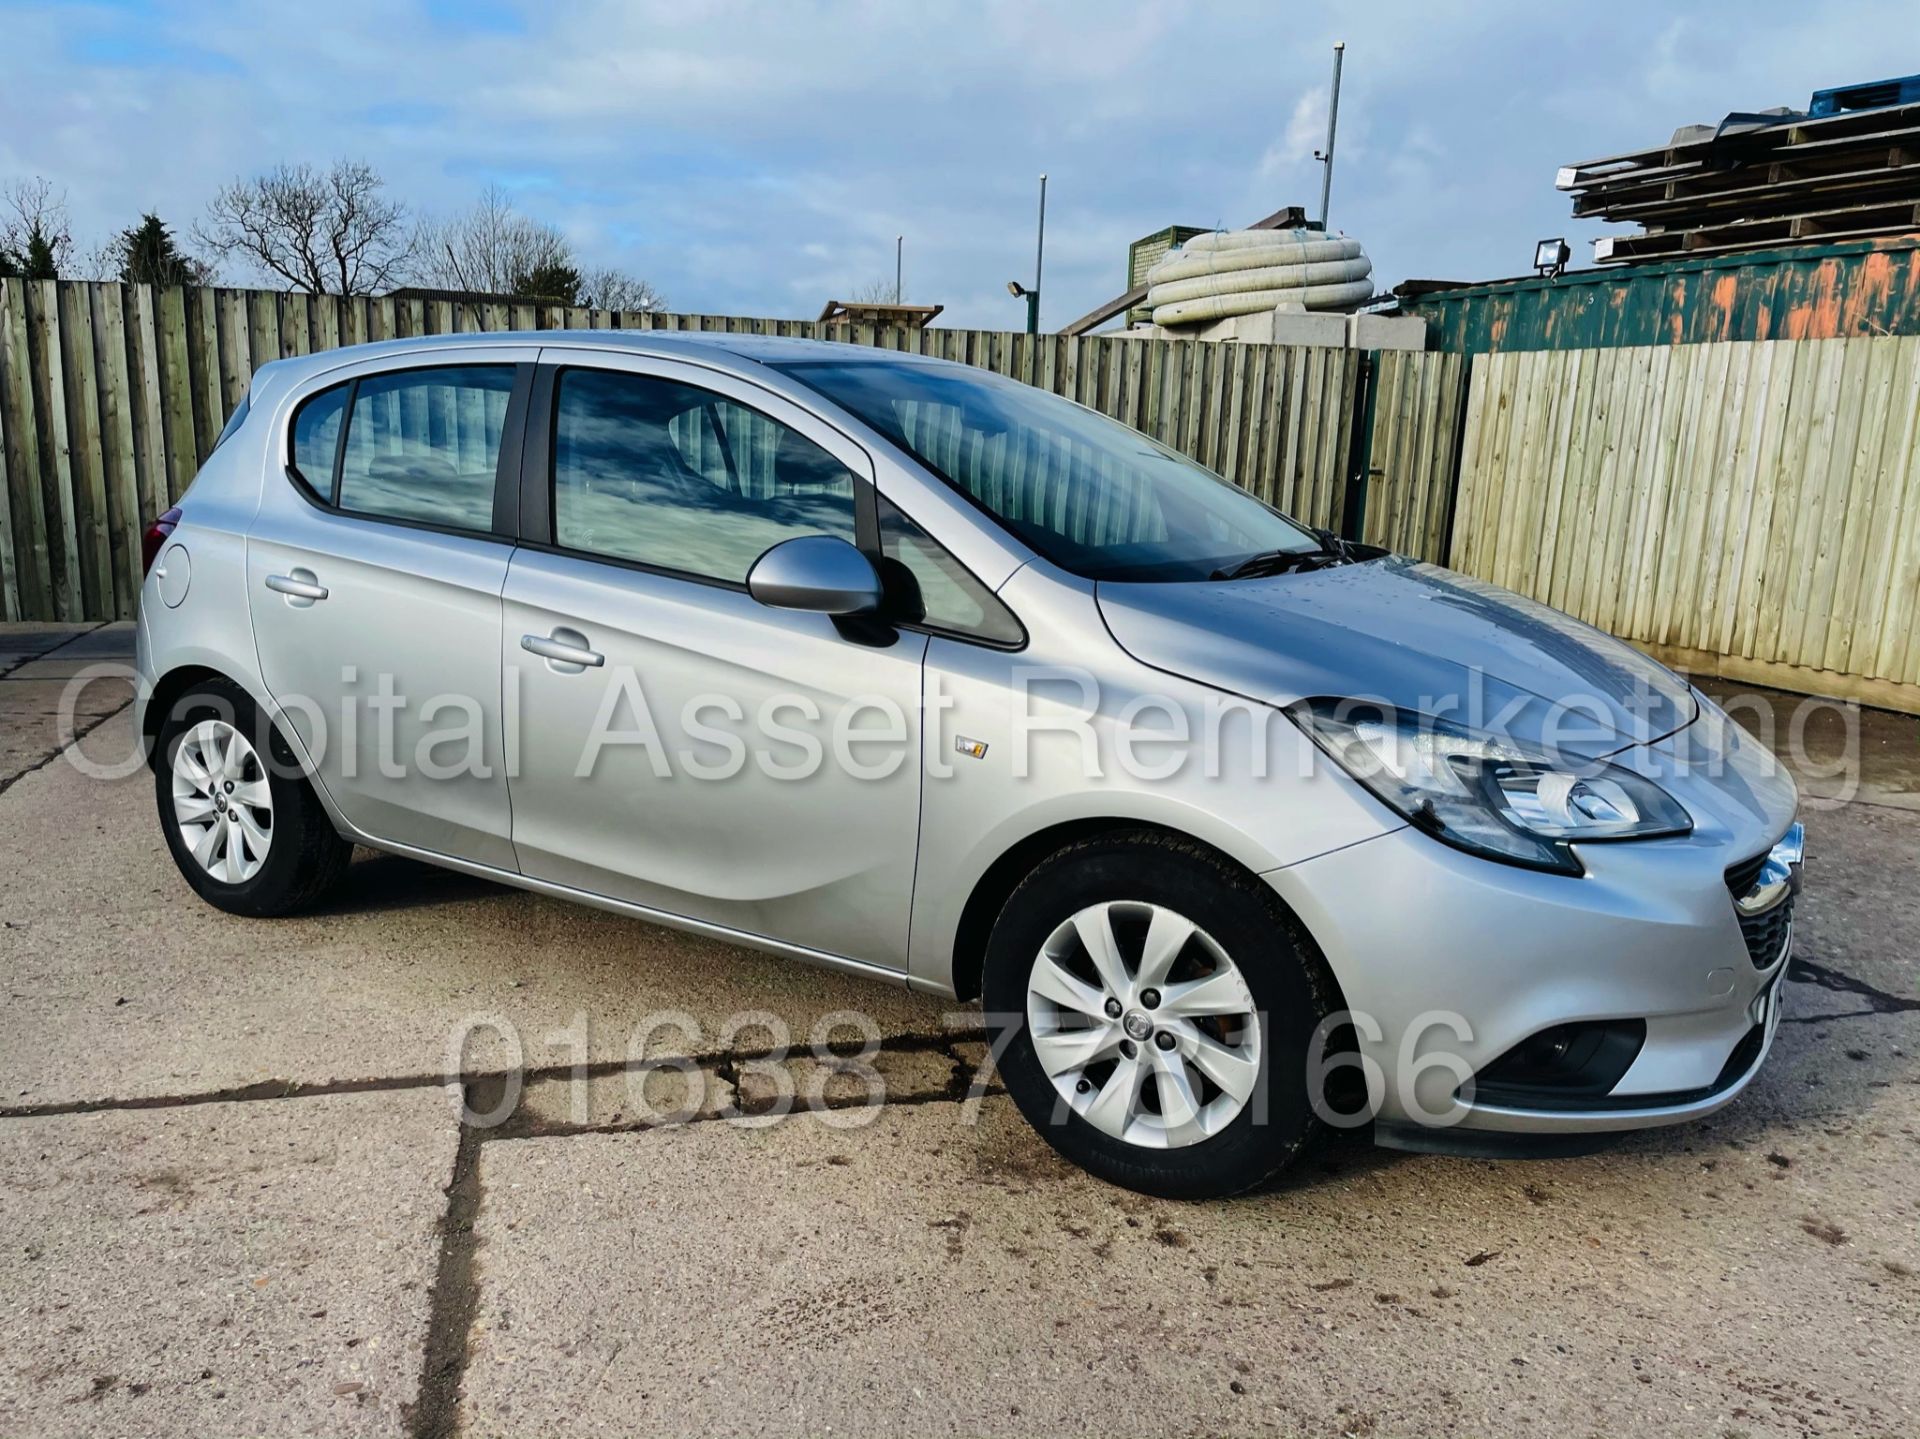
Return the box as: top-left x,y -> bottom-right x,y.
1210,528 -> 1370,581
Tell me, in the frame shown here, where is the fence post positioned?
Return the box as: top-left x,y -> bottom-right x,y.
1340,349 -> 1378,543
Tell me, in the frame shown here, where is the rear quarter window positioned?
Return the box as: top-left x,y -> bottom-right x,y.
289,383 -> 347,499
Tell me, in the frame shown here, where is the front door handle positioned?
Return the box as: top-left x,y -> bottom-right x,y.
521,630 -> 604,668
265,571 -> 328,602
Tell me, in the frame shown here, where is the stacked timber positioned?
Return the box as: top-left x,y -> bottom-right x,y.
1561,100 -> 1920,263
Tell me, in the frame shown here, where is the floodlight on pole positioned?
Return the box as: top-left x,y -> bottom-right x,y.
1008,173 -> 1047,336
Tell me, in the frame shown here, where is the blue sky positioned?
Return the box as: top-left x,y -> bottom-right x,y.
2,0 -> 1911,327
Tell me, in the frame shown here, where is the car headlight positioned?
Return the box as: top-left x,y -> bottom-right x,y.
1287,698 -> 1692,874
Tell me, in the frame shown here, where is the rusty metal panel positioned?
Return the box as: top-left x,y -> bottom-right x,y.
1400,236 -> 1920,354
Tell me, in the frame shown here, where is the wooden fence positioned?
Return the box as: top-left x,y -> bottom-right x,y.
1452,336 -> 1920,712
0,279 -> 1363,622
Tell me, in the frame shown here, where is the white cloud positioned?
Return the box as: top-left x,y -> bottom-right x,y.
1261,85 -> 1330,178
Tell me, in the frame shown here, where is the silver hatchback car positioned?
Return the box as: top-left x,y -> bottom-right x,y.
136,332 -> 1801,1197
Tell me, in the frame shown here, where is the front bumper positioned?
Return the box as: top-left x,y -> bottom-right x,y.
1267,817 -> 1798,1138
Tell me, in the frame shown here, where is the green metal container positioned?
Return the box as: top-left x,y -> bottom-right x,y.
1394,236 -> 1920,354
1128,225 -> 1210,323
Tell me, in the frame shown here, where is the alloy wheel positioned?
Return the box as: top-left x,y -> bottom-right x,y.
1025,900 -> 1262,1149
171,719 -> 273,884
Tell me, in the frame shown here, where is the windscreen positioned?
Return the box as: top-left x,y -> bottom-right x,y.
776,359 -> 1318,581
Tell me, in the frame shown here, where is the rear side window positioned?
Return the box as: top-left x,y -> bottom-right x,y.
337,367 -> 515,529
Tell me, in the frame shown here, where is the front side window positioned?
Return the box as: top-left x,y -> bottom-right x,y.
333,366 -> 515,529
777,359 -> 1318,582
553,368 -> 857,583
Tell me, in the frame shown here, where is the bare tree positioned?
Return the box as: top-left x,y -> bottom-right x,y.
579,266 -> 666,313
848,276 -> 904,304
411,187 -> 666,310
0,178 -> 75,279
411,185 -> 572,296
197,160 -> 413,294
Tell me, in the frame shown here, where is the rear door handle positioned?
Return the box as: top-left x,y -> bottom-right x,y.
265,571 -> 328,601
521,631 -> 604,668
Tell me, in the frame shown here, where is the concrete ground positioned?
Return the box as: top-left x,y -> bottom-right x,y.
0,621 -> 1914,1438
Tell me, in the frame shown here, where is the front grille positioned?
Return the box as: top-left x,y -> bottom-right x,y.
1726,847 -> 1795,968
1725,852 -> 1769,899
1736,894 -> 1794,967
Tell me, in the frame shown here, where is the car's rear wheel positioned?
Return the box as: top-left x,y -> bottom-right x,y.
982,831 -> 1337,1199
154,677 -> 351,916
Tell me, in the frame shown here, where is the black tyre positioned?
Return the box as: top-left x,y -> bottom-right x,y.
154,676 -> 352,917
982,831 -> 1337,1199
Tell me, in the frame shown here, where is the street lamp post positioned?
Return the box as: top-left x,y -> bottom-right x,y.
1315,43 -> 1345,230
895,234 -> 903,303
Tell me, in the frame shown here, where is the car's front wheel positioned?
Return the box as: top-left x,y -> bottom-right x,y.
982,831 -> 1338,1199
154,676 -> 352,917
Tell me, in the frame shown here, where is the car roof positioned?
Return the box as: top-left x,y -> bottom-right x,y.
251,327 -> 951,396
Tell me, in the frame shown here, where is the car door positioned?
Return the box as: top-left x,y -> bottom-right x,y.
247,350 -> 535,869
500,353 -> 927,970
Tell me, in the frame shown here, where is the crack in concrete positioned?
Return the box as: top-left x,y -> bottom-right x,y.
0,1071 -> 455,1120
501,1039 -> 1006,1141
1782,1009 -> 1886,1026
0,694 -> 133,802
403,1075 -> 497,1439
0,620 -> 111,680
0,1031 -> 987,1122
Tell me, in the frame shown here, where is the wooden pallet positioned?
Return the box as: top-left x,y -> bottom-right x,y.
1558,103 -> 1920,193
1563,103 -> 1920,262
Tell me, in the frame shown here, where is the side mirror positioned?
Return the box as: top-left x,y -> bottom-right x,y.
746,535 -> 884,617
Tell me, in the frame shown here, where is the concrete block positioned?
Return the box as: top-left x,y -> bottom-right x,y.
1348,312 -> 1429,351
1269,310 -> 1351,348
462,1080 -> 1920,1435
0,1090 -> 456,1436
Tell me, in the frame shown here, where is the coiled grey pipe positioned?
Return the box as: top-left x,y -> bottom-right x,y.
1147,256 -> 1372,308
1150,280 -> 1375,327
1144,227 -> 1373,327
1150,235 -> 1361,283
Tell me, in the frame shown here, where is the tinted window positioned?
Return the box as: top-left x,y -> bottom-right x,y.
289,382 -> 347,498
553,369 -> 857,582
877,496 -> 1022,645
778,359 -> 1318,582
336,366 -> 514,529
